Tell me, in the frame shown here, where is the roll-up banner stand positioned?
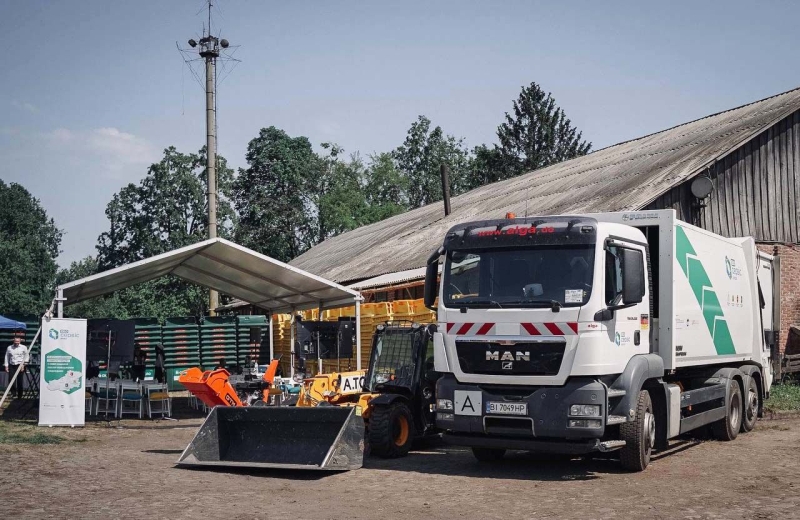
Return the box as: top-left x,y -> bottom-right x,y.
39,318 -> 87,427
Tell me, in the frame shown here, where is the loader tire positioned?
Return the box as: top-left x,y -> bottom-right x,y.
620,390 -> 654,472
712,378 -> 742,441
369,402 -> 414,458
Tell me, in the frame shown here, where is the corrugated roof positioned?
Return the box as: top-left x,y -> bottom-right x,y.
349,266 -> 429,290
291,86 -> 800,283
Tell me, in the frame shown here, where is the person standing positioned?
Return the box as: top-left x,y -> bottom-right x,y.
4,335 -> 29,399
154,344 -> 165,383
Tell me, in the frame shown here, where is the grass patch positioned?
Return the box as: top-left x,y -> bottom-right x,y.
766,383 -> 800,412
0,422 -> 64,445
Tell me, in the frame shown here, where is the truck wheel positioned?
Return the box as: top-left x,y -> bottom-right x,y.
472,447 -> 506,462
368,402 -> 414,458
712,378 -> 742,441
620,390 -> 654,472
741,377 -> 758,433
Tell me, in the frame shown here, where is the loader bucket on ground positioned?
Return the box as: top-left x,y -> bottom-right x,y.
177,406 -> 365,471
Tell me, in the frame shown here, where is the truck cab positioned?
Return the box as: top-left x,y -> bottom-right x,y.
425,211 -> 775,470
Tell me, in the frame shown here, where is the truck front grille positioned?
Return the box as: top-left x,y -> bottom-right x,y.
455,340 -> 565,376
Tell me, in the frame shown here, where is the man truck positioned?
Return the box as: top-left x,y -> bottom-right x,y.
424,210 -> 779,471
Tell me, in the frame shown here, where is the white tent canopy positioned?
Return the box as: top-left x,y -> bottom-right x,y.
57,238 -> 364,370
58,238 -> 361,314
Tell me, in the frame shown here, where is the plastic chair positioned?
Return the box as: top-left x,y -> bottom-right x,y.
145,383 -> 171,418
94,380 -> 119,417
119,381 -> 143,419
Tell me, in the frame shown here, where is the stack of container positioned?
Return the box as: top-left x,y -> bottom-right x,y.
200,316 -> 238,369
235,314 -> 270,366
162,317 -> 200,389
133,318 -> 161,379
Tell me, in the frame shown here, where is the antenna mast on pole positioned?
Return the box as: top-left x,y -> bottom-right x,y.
185,0 -> 231,316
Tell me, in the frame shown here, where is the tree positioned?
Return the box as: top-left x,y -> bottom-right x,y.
97,146 -> 235,268
491,82 -> 591,180
314,145 -> 372,240
233,127 -> 320,262
55,257 -> 127,318
363,152 -> 409,222
393,116 -> 471,208
93,146 -> 235,318
0,180 -> 62,315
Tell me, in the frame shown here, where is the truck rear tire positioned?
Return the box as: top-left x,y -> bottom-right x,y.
620,390 -> 654,472
472,447 -> 506,462
712,378 -> 742,441
741,376 -> 758,433
368,402 -> 414,458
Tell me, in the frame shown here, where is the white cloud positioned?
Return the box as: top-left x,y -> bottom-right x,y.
11,100 -> 38,114
44,126 -> 159,177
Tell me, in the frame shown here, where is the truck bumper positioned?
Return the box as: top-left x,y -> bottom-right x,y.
436,374 -> 607,448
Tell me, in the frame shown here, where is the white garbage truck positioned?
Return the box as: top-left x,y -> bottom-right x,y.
424,210 -> 780,470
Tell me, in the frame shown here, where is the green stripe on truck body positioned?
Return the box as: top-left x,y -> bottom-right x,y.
675,226 -> 736,355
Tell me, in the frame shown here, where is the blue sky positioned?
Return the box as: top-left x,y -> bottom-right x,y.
2,0 -> 799,266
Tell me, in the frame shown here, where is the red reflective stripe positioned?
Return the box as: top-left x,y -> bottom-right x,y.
476,323 -> 494,335
456,323 -> 474,335
446,323 -> 455,333
544,323 -> 563,335
521,323 -> 540,335
567,322 -> 578,334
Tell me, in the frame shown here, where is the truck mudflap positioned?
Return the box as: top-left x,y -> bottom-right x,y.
177,406 -> 365,471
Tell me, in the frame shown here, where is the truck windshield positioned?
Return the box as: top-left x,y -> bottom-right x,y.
443,245 -> 595,307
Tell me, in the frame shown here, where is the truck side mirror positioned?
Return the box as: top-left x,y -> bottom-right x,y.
424,247 -> 443,310
621,248 -> 645,305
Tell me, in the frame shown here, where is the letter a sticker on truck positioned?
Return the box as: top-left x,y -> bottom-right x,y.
454,390 -> 482,416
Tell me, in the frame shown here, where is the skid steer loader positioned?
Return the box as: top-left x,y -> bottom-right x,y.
356,322 -> 440,458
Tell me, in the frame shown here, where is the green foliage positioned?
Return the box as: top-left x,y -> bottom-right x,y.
233,127 -> 320,262
481,82 -> 591,184
393,116 -> 471,207
364,152 -> 409,222
0,180 -> 62,315
766,383 -> 800,412
97,146 -> 235,267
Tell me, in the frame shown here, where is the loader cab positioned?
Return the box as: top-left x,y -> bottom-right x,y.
365,322 -> 438,396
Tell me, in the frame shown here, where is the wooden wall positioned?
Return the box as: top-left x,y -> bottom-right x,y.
646,110 -> 800,243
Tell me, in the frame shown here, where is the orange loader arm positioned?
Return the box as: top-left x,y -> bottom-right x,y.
178,367 -> 244,408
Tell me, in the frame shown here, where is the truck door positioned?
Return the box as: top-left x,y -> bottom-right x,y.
757,254 -> 777,389
604,242 -> 650,356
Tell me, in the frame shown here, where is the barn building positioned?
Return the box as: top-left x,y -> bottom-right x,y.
288,87 -> 800,351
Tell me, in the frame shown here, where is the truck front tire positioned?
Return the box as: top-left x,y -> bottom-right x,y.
712,378 -> 742,441
620,390 -> 654,472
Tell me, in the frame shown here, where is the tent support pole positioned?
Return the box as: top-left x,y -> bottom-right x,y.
57,289 -> 64,318
355,297 -> 362,371
268,311 -> 274,360
289,310 -> 295,379
317,303 -> 322,375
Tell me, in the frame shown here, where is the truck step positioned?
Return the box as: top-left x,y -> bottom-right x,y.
598,440 -> 626,452
607,388 -> 626,398
606,415 -> 628,425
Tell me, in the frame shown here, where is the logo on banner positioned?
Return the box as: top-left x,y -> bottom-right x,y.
49,328 -> 59,340
43,348 -> 83,395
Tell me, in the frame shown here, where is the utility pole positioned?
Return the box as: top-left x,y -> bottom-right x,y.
186,2 -> 229,316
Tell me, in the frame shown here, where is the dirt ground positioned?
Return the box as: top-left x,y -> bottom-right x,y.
2,403 -> 800,520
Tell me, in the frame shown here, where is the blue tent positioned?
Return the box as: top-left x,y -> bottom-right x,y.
0,315 -> 26,330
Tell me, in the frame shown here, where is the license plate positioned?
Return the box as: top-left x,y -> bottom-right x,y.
486,401 -> 528,416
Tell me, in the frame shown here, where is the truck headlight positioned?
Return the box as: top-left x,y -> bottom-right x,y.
569,404 -> 601,417
437,398 -> 453,411
568,419 -> 602,428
